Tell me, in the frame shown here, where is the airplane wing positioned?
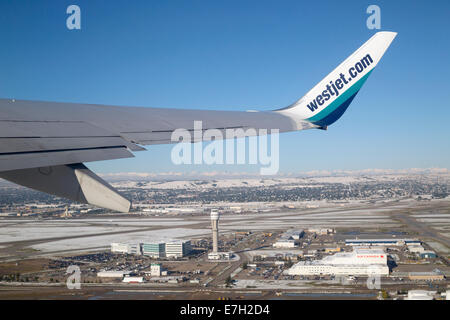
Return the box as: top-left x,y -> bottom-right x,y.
0,100 -> 313,172
0,31 -> 397,212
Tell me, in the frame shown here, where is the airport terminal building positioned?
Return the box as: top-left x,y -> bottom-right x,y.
287,249 -> 389,276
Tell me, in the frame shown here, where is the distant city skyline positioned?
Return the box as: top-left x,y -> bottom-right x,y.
1,1 -> 449,174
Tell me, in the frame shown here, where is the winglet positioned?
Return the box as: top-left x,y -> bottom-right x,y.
277,31 -> 397,127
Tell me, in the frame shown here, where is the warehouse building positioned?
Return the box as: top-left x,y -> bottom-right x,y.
273,229 -> 304,248
408,245 -> 426,253
97,270 -> 131,278
408,271 -> 445,281
420,251 -> 437,259
287,248 -> 389,276
273,239 -> 297,248
284,229 -> 305,240
122,276 -> 144,283
308,228 -> 334,235
208,251 -> 232,260
406,290 -> 436,300
345,238 -> 420,247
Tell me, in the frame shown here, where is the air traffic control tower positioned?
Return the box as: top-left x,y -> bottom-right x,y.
208,210 -> 232,260
210,210 -> 220,253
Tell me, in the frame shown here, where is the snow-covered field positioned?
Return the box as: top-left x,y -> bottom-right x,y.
0,203 -> 403,252
0,216 -> 204,243
427,241 -> 450,254
0,225 -> 137,242
0,196 -> 447,255
29,228 -> 210,252
232,279 -> 342,290
416,217 -> 450,222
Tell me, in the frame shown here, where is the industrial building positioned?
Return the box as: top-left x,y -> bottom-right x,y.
345,238 -> 420,246
273,239 -> 297,248
145,265 -> 168,277
308,228 -> 335,235
408,271 -> 445,281
122,276 -> 144,283
97,270 -> 130,278
406,290 -> 436,300
287,248 -> 389,276
419,251 -> 437,259
408,246 -> 437,259
284,229 -> 305,240
408,245 -> 426,253
165,240 -> 191,258
150,263 -> 161,276
207,252 -> 232,260
273,229 -> 304,248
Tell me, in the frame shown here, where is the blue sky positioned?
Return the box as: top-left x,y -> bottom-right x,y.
0,0 -> 449,174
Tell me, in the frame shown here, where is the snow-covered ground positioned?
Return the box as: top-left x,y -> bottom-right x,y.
0,225 -> 137,242
29,227 -> 210,252
104,169 -> 450,191
0,217 -> 204,242
0,196 -> 447,255
232,279 -> 342,290
427,241 -> 450,254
